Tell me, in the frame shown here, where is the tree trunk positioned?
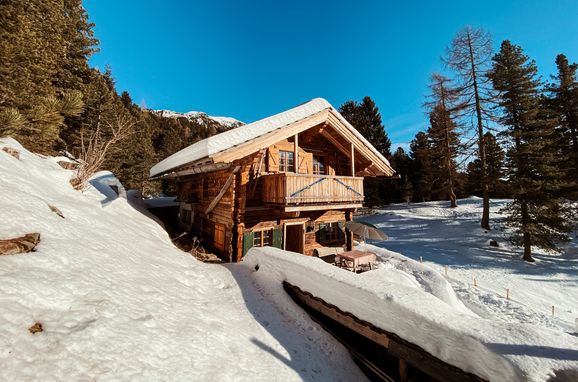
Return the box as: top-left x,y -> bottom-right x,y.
467,33 -> 490,229
520,198 -> 534,262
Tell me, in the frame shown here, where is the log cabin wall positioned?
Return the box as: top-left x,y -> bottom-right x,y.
176,166 -> 238,262
175,129 -> 365,262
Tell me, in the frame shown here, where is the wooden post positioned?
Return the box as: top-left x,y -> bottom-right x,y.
419,256 -> 423,263
473,276 -> 477,288
444,265 -> 448,276
551,305 -> 555,316
345,210 -> 353,251
351,143 -> 355,176
506,288 -> 510,300
294,134 -> 299,174
399,359 -> 408,382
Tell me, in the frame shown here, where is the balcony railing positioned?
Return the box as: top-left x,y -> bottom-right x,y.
261,173 -> 364,205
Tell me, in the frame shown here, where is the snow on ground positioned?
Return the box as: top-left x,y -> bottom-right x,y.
362,198 -> 578,334
246,243 -> 578,382
3,136 -> 577,381
0,138 -> 364,381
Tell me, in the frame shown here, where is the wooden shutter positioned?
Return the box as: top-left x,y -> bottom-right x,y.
272,228 -> 282,248
243,232 -> 254,256
318,223 -> 326,242
214,223 -> 225,251
298,151 -> 311,174
267,147 -> 279,172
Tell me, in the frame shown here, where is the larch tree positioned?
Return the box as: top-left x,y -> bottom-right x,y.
425,74 -> 462,208
465,132 -> 505,198
489,40 -> 571,262
444,26 -> 496,229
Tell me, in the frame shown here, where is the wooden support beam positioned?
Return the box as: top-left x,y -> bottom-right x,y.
351,143 -> 355,176
205,166 -> 240,215
294,134 -> 299,174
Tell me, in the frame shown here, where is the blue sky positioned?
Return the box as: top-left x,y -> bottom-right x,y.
85,0 -> 578,150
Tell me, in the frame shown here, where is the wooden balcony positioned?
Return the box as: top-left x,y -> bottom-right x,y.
261,173 -> 364,211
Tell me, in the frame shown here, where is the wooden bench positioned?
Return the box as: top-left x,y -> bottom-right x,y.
313,246 -> 345,264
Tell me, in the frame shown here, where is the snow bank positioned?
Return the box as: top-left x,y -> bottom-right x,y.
244,247 -> 578,382
0,138 -> 365,381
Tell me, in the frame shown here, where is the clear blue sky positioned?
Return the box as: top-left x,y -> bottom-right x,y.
85,0 -> 578,150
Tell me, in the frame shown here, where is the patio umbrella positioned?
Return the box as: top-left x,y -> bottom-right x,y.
345,221 -> 388,243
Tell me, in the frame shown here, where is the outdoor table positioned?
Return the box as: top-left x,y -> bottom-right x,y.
336,250 -> 376,272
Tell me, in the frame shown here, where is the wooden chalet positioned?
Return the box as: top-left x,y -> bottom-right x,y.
150,98 -> 395,262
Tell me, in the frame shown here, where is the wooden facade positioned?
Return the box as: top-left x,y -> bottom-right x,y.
152,99 -> 395,262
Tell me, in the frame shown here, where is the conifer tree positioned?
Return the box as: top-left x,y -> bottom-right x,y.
548,54 -> 578,198
409,131 -> 434,202
425,74 -> 462,207
489,41 -> 571,262
339,96 -> 392,206
466,132 -> 505,197
390,147 -> 413,203
445,26 -> 496,228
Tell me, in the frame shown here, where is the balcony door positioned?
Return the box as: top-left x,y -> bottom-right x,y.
284,222 -> 304,254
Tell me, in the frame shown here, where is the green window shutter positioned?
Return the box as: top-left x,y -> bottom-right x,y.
319,223 -> 326,242
272,228 -> 282,248
243,232 -> 254,256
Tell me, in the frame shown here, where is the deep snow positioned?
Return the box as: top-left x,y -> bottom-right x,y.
0,138 -> 364,381
2,137 -> 577,381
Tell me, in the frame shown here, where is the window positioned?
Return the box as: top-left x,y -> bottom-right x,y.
318,222 -> 342,243
313,155 -> 325,175
279,150 -> 295,172
325,222 -> 340,241
253,229 -> 272,247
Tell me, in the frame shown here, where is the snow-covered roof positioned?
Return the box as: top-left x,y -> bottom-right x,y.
150,98 -> 392,178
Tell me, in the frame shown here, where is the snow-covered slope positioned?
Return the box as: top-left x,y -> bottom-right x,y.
0,138 -> 364,381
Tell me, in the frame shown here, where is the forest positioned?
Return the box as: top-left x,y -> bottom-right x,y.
1,2 -> 577,261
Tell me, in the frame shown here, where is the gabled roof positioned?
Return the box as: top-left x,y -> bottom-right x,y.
150,98 -> 394,178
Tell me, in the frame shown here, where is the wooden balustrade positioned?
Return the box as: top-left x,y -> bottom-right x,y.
262,173 -> 364,206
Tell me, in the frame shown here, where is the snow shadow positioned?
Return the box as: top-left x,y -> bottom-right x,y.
222,263 -> 365,381
361,207 -> 578,279
488,343 -> 578,361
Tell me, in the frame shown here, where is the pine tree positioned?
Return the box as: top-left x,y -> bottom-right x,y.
489,41 -> 571,262
445,26 -> 496,229
339,96 -> 392,206
409,131 -> 434,202
0,0 -> 97,153
466,132 -> 505,197
548,54 -> 578,198
425,74 -> 462,207
390,147 -> 413,203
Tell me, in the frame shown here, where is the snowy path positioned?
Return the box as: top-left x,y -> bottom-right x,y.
363,198 -> 578,333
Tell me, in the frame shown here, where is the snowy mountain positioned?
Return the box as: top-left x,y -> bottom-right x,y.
155,109 -> 244,130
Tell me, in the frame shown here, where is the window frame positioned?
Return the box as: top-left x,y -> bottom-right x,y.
253,229 -> 273,247
312,155 -> 326,175
278,150 -> 295,173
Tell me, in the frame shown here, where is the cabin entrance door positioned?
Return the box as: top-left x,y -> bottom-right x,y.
284,222 -> 304,254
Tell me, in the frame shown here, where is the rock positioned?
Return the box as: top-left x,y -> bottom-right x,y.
57,160 -> 78,170
489,240 -> 499,247
0,233 -> 41,255
2,147 -> 20,160
48,204 -> 65,219
29,322 -> 43,334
